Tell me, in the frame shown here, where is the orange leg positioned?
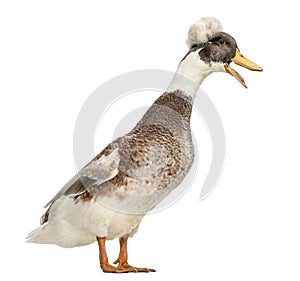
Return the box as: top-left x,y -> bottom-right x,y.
97,237 -> 121,273
113,237 -> 156,273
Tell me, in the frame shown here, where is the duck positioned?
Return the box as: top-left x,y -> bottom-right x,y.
27,17 -> 262,273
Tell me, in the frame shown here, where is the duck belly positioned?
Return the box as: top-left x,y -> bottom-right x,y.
27,196 -> 143,248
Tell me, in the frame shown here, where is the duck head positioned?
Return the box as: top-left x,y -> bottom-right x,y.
182,18 -> 263,88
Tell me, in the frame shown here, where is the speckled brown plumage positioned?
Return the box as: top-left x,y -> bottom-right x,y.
41,90 -> 194,221
154,91 -> 193,118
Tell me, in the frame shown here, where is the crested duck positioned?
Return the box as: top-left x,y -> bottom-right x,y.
27,17 -> 262,273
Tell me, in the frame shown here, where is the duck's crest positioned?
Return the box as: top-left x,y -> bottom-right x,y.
186,17 -> 223,48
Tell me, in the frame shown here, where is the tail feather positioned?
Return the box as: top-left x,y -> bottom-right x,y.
26,225 -> 49,244
26,222 -> 95,248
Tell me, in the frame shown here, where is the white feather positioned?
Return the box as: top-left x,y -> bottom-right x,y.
167,51 -> 226,99
27,196 -> 143,248
186,17 -> 223,48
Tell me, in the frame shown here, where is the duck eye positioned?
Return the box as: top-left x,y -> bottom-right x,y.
219,39 -> 225,44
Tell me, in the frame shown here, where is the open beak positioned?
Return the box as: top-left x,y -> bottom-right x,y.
224,49 -> 263,88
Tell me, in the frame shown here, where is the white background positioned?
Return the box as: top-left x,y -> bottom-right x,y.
1,1 -> 300,280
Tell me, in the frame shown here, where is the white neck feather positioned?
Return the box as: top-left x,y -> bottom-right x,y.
167,51 -> 224,100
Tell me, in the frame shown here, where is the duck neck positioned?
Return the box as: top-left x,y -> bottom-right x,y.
166,51 -> 213,101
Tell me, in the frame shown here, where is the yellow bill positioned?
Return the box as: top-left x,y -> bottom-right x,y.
225,49 -> 263,88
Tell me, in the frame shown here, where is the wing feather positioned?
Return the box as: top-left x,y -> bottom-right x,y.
41,144 -> 120,224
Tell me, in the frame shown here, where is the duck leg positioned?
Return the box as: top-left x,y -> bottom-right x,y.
97,237 -> 121,273
113,237 -> 156,272
97,237 -> 136,273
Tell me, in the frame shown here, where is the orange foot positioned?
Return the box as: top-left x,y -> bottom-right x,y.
119,262 -> 156,273
115,261 -> 156,273
101,262 -> 155,273
101,263 -> 130,273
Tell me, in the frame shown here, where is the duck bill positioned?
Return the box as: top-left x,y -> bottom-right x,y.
224,49 -> 263,88
224,63 -> 248,88
232,49 -> 263,71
